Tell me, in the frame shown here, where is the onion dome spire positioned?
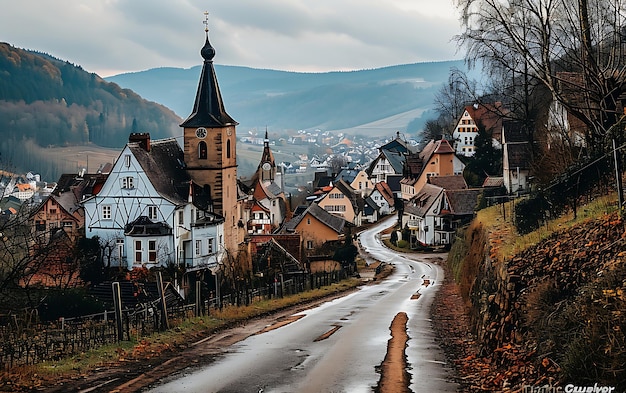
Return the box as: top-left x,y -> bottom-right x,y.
180,11 -> 237,128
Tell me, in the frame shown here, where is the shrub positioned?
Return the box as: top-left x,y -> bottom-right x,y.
397,239 -> 408,248
515,195 -> 546,234
38,288 -> 106,321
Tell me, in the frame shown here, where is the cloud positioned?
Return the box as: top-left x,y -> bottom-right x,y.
0,0 -> 462,76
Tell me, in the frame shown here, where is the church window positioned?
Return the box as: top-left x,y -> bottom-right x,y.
198,141 -> 208,159
227,139 -> 231,158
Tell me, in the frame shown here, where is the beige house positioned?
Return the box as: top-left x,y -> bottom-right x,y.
316,179 -> 359,225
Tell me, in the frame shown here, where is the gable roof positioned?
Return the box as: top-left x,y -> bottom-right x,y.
428,175 -> 467,190
404,183 -> 443,217
46,173 -> 108,216
419,139 -> 455,164
334,168 -> 360,184
128,138 -> 191,205
379,133 -> 412,154
284,203 -> 348,235
483,176 -> 504,188
404,152 -> 424,178
333,179 -> 356,201
463,103 -> 506,139
381,149 -> 406,174
374,182 -> 395,206
363,196 -> 379,215
445,189 -> 481,215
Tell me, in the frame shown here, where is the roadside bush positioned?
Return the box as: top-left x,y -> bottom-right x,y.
397,239 -> 408,248
515,195 -> 546,234
38,288 -> 106,321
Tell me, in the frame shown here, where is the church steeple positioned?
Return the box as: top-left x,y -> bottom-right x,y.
180,13 -> 237,128
258,129 -> 276,183
181,12 -> 241,253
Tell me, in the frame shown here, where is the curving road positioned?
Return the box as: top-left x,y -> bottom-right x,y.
147,216 -> 458,393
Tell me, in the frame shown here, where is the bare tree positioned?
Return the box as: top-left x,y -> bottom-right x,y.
454,0 -> 626,151
434,69 -> 476,131
0,205 -> 61,313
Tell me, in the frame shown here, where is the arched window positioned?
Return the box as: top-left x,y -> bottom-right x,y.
226,139 -> 231,159
198,141 -> 207,159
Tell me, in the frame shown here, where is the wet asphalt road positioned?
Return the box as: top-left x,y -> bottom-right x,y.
147,216 -> 458,393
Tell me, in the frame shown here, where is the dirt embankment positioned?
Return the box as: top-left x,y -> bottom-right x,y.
432,212 -> 626,392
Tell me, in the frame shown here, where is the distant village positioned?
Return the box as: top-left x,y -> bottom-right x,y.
0,29 -> 527,303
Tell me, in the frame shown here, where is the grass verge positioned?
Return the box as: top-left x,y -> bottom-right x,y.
27,278 -> 363,381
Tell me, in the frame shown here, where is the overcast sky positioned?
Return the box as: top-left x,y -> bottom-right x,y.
2,0 -> 463,77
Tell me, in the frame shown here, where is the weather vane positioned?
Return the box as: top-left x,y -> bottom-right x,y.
203,11 -> 209,33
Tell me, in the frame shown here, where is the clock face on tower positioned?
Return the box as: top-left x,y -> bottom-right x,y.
195,127 -> 207,139
262,162 -> 271,171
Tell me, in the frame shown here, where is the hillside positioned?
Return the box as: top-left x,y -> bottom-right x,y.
442,198 -> 626,391
106,61 -> 464,135
0,42 -> 182,178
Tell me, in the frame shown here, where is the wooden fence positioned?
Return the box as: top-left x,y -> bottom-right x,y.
0,271 -> 345,370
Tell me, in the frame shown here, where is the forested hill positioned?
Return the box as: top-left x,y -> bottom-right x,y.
0,42 -> 182,151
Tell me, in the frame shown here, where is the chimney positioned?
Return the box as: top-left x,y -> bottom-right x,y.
129,132 -> 151,152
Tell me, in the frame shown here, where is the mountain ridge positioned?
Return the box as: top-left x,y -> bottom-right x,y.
106,60 -> 465,136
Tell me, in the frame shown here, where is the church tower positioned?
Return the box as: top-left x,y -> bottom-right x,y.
258,130 -> 276,183
181,14 -> 240,253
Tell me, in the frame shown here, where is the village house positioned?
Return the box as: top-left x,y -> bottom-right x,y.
282,203 -> 350,253
501,121 -> 533,194
31,172 -> 107,244
367,132 -> 414,184
243,131 -> 289,235
452,103 -> 505,157
369,181 -> 395,216
334,167 -> 373,197
316,179 -> 361,226
400,139 -> 465,200
404,183 -> 480,248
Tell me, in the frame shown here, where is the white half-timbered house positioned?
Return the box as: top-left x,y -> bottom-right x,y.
82,133 -> 224,272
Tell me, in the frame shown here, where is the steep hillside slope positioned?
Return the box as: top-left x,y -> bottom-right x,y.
445,203 -> 626,391
0,42 -> 181,177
